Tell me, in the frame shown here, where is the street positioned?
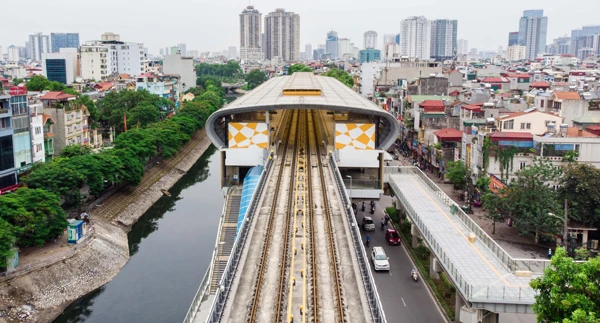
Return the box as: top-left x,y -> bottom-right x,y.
355,197 -> 448,323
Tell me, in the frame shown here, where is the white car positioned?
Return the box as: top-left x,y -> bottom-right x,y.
371,246 -> 390,271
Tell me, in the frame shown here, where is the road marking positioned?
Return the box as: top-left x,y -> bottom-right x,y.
401,297 -> 407,307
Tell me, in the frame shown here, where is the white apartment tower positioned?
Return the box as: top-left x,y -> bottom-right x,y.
7,46 -> 20,62
240,6 -> 262,62
401,16 -> 431,60
28,32 -> 50,61
518,10 -> 548,59
457,39 -> 469,55
80,40 -> 145,80
264,9 -> 300,62
363,31 -> 378,49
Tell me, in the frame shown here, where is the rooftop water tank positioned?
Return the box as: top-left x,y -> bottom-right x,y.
547,123 -> 556,133
560,124 -> 568,133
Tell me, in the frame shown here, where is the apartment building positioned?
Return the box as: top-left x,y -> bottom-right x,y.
264,9 -> 300,62
0,95 -> 17,194
80,39 -> 145,80
41,91 -> 89,155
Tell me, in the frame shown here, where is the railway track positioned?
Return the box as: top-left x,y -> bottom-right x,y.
309,110 -> 346,323
248,110 -> 298,323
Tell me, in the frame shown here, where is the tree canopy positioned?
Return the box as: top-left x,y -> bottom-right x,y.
245,69 -> 267,90
195,61 -> 242,82
559,163 -> 600,227
530,247 -> 600,323
446,161 -> 466,190
324,68 -> 353,88
25,75 -> 78,95
287,64 -> 313,75
98,89 -> 173,131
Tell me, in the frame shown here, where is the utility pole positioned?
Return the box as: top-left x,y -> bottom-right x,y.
564,199 -> 569,250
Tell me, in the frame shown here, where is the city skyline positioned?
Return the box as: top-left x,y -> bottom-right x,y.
1,0 -> 598,56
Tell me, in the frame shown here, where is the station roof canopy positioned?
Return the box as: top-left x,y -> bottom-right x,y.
206,72 -> 400,150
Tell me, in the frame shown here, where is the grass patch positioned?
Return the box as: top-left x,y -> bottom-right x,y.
392,209 -> 456,321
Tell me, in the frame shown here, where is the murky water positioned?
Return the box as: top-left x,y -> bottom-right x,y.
54,146 -> 223,323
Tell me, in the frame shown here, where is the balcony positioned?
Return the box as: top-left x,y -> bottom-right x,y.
83,124 -> 89,131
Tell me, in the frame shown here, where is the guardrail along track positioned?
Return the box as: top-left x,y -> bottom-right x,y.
310,110 -> 346,323
248,110 -> 299,323
306,112 -> 320,321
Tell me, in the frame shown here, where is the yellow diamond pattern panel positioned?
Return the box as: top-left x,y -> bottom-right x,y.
335,123 -> 375,150
228,122 -> 269,149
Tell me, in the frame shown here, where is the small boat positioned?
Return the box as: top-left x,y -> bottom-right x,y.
160,189 -> 172,197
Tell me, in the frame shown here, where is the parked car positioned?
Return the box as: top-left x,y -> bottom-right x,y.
362,216 -> 375,231
385,229 -> 401,245
371,246 -> 390,271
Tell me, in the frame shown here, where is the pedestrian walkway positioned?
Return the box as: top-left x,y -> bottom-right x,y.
210,187 -> 241,293
387,168 -> 546,313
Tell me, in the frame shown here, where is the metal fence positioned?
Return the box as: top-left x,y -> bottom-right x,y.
183,157 -> 273,323
330,156 -> 387,323
386,166 -> 541,303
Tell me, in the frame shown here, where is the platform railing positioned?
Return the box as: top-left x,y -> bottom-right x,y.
385,166 -> 551,274
330,155 -> 387,323
183,159 -> 273,323
387,167 -> 540,303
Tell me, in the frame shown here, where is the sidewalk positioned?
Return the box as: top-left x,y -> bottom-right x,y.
387,154 -> 545,260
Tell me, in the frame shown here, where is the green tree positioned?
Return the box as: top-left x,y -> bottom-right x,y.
245,69 -> 267,90
60,144 -> 93,158
25,159 -> 87,206
0,218 -> 16,269
530,247 -> 600,323
559,163 -> 600,226
12,78 -> 23,85
446,161 -> 466,190
184,86 -> 204,97
476,176 -> 491,193
324,68 -> 354,88
76,95 -> 100,129
0,188 -> 67,247
505,158 -> 564,236
287,64 -> 313,75
482,191 -> 510,234
128,102 -> 161,128
26,75 -> 51,91
98,89 -> 168,131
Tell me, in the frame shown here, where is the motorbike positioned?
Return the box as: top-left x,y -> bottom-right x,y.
361,203 -> 366,212
365,238 -> 371,247
381,221 -> 386,231
411,271 -> 419,282
370,206 -> 375,214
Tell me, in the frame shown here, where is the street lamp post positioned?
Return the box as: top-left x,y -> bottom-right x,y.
346,175 -> 353,200
548,199 -> 569,249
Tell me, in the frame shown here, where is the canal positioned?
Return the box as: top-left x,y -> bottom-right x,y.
54,146 -> 222,323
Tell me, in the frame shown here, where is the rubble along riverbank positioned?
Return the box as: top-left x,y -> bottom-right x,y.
0,131 -> 213,323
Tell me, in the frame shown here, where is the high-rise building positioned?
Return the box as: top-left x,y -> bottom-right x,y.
326,30 -> 338,60
42,48 -> 79,84
517,9 -> 548,59
570,25 -> 600,59
240,5 -> 262,62
338,38 -> 352,59
383,34 -> 396,45
228,46 -> 238,59
457,39 -> 468,55
430,19 -> 457,61
264,8 -> 300,62
508,32 -> 519,47
28,32 -> 50,61
160,48 -> 164,56
178,43 -> 187,56
363,30 -> 378,49
359,48 -> 381,63
101,32 -> 120,41
50,33 -> 79,53
547,36 -> 571,55
395,34 -> 401,46
470,48 -> 478,55
401,16 -> 431,60
305,44 -> 312,60
506,45 -> 526,61
7,46 -> 20,62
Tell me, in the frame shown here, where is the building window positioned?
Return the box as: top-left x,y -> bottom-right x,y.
575,144 -> 580,152
504,120 -> 514,130
520,161 -> 526,170
0,135 -> 15,171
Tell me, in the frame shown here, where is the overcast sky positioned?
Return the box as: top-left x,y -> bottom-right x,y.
3,0 -> 599,55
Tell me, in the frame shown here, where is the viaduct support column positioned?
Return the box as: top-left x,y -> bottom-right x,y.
430,256 -> 441,280
411,224 -> 421,248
